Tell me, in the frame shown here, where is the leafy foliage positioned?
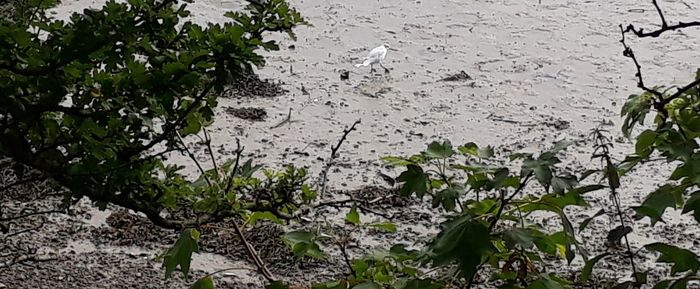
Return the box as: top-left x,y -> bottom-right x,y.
0,0 -> 307,229
377,140 -> 605,287
163,228 -> 200,279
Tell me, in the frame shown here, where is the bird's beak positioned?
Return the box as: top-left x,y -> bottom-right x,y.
388,47 -> 399,51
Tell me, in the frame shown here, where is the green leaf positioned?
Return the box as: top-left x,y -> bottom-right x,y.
432,186 -> 461,211
283,231 -> 315,244
578,209 -> 605,233
163,228 -> 200,279
635,130 -> 657,157
606,225 -> 632,245
621,93 -> 652,137
458,142 -> 495,159
381,156 -> 415,166
190,276 -> 215,289
645,243 -> 700,275
581,253 -> 610,283
352,282 -> 381,289
394,278 -> 442,289
246,211 -> 283,226
458,142 -> 478,156
397,165 -> 428,198
502,228 -> 537,250
605,159 -> 620,189
559,211 -> 576,264
527,274 -> 568,289
429,215 -> 493,279
632,185 -> 683,225
368,222 -> 397,233
551,175 -> 578,195
346,205 -> 360,226
282,231 -> 325,259
682,191 -> 700,223
652,280 -> 672,289
426,140 -> 454,159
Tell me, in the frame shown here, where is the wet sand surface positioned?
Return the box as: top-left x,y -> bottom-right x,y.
3,0 -> 700,288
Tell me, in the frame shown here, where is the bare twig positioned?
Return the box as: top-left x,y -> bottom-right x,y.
176,131 -> 211,187
202,128 -> 220,178
189,266 -> 255,285
270,108 -> 296,129
224,139 -> 243,195
622,0 -> 700,38
0,175 -> 47,193
0,209 -> 64,222
619,25 -> 665,102
229,219 -> 276,281
0,253 -> 57,269
330,120 -> 361,159
2,218 -> 47,239
591,128 -> 640,288
620,0 -> 700,117
122,83 -> 214,159
319,120 -> 361,197
336,229 -> 358,277
313,196 -> 393,219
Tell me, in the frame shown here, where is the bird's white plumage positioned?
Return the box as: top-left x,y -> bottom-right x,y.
354,45 -> 388,68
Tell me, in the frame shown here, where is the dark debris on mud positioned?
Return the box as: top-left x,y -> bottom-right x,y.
222,73 -> 288,99
225,106 -> 268,121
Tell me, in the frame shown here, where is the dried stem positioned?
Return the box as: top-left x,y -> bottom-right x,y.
622,0 -> 699,38
230,219 -> 276,281
202,128 -> 219,178
176,131 -> 211,187
592,128 -> 640,287
319,119 -> 361,197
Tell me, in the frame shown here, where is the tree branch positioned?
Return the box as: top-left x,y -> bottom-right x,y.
622,0 -> 700,38
319,119 -> 361,196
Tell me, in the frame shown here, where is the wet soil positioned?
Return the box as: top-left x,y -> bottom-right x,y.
3,0 -> 700,288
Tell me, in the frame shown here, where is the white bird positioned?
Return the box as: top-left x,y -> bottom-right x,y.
354,44 -> 390,73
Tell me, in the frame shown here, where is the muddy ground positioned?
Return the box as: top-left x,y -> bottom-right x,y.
2,0 -> 700,288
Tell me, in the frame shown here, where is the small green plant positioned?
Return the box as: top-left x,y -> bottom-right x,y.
382,140 -> 603,288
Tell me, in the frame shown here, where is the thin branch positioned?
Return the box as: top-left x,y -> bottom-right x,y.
336,233 -> 356,277
189,266 -> 255,285
224,139 -> 243,195
660,78 -> 700,106
330,120 -> 361,159
2,218 -> 47,239
313,197 -> 393,219
270,108 -> 295,129
622,0 -> 700,38
0,253 -> 57,269
592,129 -> 640,287
623,21 -> 700,38
229,219 -> 276,281
319,119 -> 361,197
619,25 -> 665,101
652,0 -> 669,28
488,172 -> 533,231
0,175 -> 47,193
0,209 -> 64,222
176,131 -> 211,187
123,83 -> 214,159
202,128 -> 219,179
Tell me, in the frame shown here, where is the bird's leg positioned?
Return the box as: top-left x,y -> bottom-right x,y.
379,63 -> 390,74
370,64 -> 376,73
